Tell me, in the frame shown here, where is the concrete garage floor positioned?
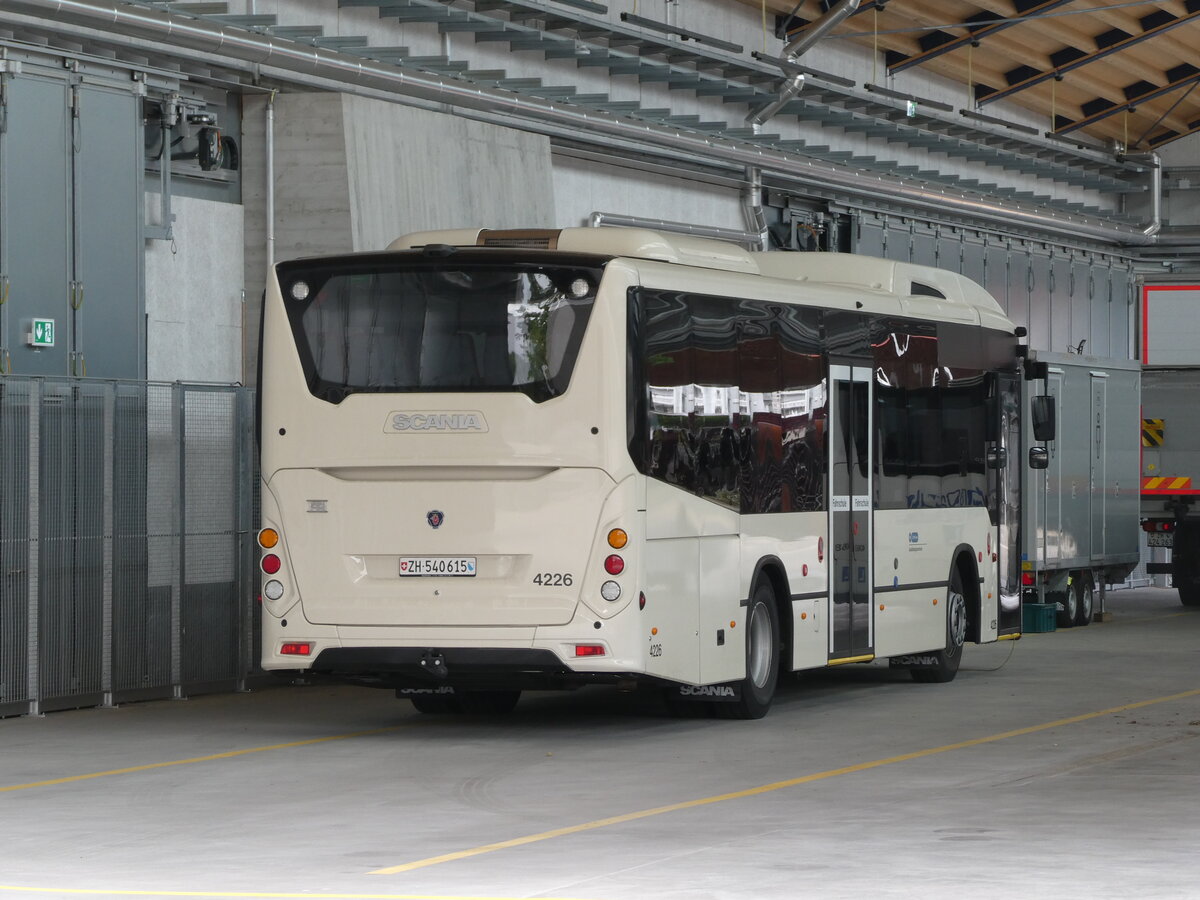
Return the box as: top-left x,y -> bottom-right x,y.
2,587 -> 1198,900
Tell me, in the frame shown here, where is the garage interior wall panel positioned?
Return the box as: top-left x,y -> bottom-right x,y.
850,212 -> 1132,359
37,383 -> 106,710
0,381 -> 32,716
144,195 -> 244,383
344,94 -> 556,250
3,73 -> 72,376
76,84 -> 143,381
551,157 -> 742,231
0,378 -> 256,717
982,242 -> 1012,319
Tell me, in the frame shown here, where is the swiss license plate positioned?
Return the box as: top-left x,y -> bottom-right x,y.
399,557 -> 477,577
1147,532 -> 1173,548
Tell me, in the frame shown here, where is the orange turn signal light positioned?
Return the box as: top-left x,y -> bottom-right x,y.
607,528 -> 628,549
258,528 -> 279,549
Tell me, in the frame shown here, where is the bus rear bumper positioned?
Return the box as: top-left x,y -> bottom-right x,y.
304,646 -> 626,690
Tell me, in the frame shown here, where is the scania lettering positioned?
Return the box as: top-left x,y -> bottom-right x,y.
387,412 -> 487,432
258,227 -> 1037,719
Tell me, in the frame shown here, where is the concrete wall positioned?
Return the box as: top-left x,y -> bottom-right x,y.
554,157 -> 744,232
145,194 -> 245,383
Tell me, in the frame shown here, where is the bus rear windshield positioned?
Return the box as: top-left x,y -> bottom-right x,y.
276,259 -> 602,403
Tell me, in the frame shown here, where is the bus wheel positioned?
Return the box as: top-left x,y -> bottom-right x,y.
911,566 -> 966,684
456,690 -> 522,715
727,581 -> 781,719
1073,574 -> 1094,626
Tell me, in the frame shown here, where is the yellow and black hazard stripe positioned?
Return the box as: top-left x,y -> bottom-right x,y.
1142,476 -> 1196,494
1142,418 -> 1164,447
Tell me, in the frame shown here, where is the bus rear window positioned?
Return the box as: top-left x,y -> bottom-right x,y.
277,261 -> 602,403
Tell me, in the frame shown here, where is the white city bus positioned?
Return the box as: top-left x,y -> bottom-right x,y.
257,227 -> 1028,718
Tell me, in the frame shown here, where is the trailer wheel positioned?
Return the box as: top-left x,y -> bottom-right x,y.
1173,525 -> 1200,607
911,565 -> 966,684
1073,574 -> 1094,626
1056,585 -> 1078,629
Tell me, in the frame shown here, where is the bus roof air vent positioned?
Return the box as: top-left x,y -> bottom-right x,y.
476,229 -> 561,249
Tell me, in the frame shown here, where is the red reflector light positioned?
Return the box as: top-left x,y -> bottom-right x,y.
261,554 -> 281,574
639,591 -> 646,610
280,642 -> 312,656
1021,573 -> 1035,586
604,554 -> 624,575
574,644 -> 605,657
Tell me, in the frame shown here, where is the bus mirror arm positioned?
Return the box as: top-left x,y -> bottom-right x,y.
1029,446 -> 1050,470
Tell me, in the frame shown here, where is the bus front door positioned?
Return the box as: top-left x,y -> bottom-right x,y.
829,363 -> 874,662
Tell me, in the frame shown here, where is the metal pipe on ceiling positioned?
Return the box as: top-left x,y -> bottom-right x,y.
3,0 -> 1164,248
746,0 -> 861,129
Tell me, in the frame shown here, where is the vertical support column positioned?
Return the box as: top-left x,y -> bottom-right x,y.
235,388 -> 254,691
101,383 -> 114,706
171,382 -> 185,699
25,379 -> 40,716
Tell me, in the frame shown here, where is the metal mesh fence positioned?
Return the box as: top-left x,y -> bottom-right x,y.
0,376 -> 256,716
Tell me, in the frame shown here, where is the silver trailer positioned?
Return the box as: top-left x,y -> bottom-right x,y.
1022,351 -> 1141,627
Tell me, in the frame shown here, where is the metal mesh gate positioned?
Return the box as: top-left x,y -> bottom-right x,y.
0,377 -> 256,717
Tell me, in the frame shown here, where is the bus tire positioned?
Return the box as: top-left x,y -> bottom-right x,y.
455,690 -> 522,715
1073,574 -> 1094,626
911,565 -> 967,684
727,580 -> 781,719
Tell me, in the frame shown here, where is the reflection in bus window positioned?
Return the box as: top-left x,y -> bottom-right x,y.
634,290 -> 826,514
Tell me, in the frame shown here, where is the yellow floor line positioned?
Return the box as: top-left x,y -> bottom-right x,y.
0,889 -> 593,900
0,726 -> 407,793
371,687 -> 1200,875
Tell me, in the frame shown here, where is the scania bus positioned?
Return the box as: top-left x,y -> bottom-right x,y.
257,227 -> 1034,718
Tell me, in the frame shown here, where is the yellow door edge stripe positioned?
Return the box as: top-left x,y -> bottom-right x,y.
371,687 -> 1200,875
0,725 -> 408,793
998,633 -> 1021,641
827,654 -> 875,666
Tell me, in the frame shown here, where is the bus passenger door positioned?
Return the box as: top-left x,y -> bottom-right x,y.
829,363 -> 874,662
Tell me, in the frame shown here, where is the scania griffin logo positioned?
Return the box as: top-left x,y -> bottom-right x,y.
427,510 -> 445,529
385,411 -> 488,433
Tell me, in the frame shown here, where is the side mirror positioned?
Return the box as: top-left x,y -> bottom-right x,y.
1029,446 -> 1050,470
987,447 -> 1009,469
1031,395 -> 1056,442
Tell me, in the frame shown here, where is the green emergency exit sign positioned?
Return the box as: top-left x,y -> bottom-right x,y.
29,318 -> 55,348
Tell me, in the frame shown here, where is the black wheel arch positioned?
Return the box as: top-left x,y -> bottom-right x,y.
951,543 -> 983,643
748,555 -> 792,671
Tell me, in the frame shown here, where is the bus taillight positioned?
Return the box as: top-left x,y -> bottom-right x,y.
604,555 -> 624,575
280,642 -> 312,656
262,554 -> 282,575
574,644 -> 605,657
600,581 -> 621,601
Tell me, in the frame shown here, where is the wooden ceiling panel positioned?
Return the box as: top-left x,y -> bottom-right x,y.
741,0 -> 1200,149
